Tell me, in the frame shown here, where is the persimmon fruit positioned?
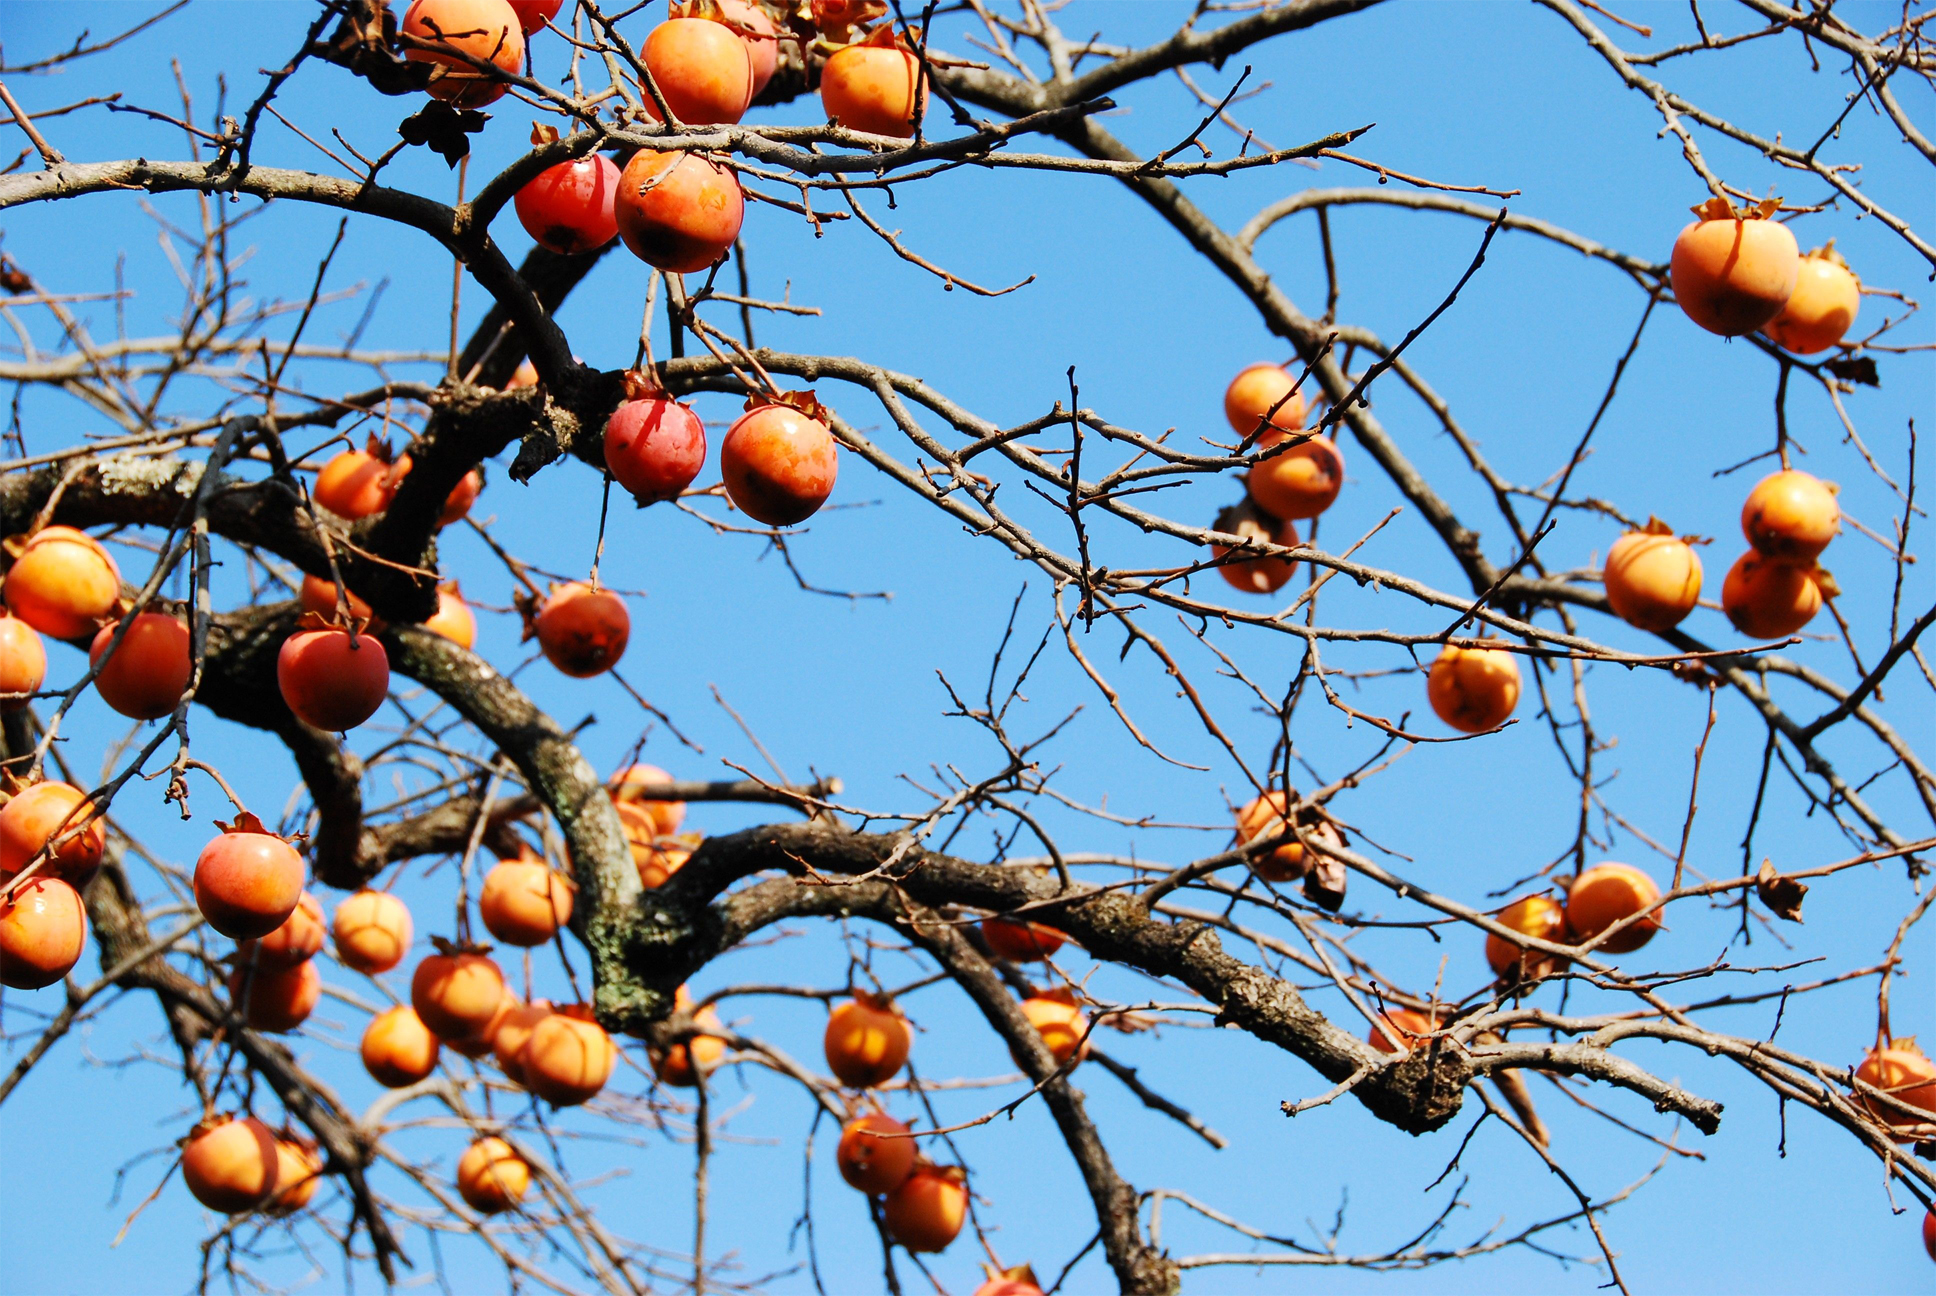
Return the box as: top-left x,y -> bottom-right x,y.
614,150 -> 743,274
720,402 -> 839,526
0,876 -> 87,990
820,35 -> 926,138
980,916 -> 1065,962
1246,430 -> 1344,522
87,612 -> 192,719
1020,990 -> 1088,1067
837,1112 -> 916,1194
1426,643 -> 1521,733
717,0 -> 778,94
181,1115 -> 280,1214
456,1136 -> 530,1214
228,958 -> 321,1034
534,582 -> 630,677
1721,550 -> 1821,639
401,0 -> 525,108
0,780 -> 105,884
411,949 -> 506,1039
824,994 -> 911,1088
0,612 -> 46,710
194,818 -> 305,940
479,857 -> 574,947
1224,363 -> 1307,436
278,627 -> 390,731
3,525 -> 121,639
299,574 -> 379,629
1763,243 -> 1860,354
332,890 -> 413,974
265,1139 -> 322,1216
653,987 -> 725,1087
1924,1209 -> 1936,1263
1368,1008 -> 1439,1054
1212,501 -> 1299,595
974,1266 -> 1045,1296
521,1005 -> 616,1106
390,456 -> 484,528
506,0 -> 561,32
1669,200 -> 1799,336
362,1004 -> 442,1087
604,394 -> 707,505
238,891 -> 325,969
882,1165 -> 967,1252
1485,893 -> 1569,980
424,583 -> 476,649
492,999 -> 553,1085
1854,1040 -> 1936,1132
1234,789 -> 1334,883
1564,862 -> 1662,954
1741,469 -> 1838,562
515,152 -> 622,255
611,763 -> 686,835
1603,527 -> 1703,632
643,14 -> 754,126
446,992 -> 517,1059
312,447 -> 394,520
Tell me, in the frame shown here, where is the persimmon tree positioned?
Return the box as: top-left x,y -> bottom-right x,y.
0,2 -> 1932,1293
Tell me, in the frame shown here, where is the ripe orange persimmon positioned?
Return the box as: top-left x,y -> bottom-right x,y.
825,994 -> 910,1088
362,1004 -> 442,1087
1741,469 -> 1838,562
3,526 -> 121,639
521,1005 -> 616,1106
492,999 -> 552,1085
312,447 -> 395,520
619,803 -> 693,888
424,583 -> 476,649
615,150 -> 744,274
194,816 -> 305,940
0,780 -> 106,884
278,627 -> 390,731
1020,989 -> 1088,1067
0,876 -> 87,990
652,987 -> 725,1086
720,401 -> 839,526
604,391 -> 707,505
1368,1008 -> 1440,1054
1234,789 -> 1331,883
980,916 -> 1064,962
1603,525 -> 1703,632
882,1164 -> 967,1252
332,890 -> 412,974
974,1265 -> 1045,1296
182,1115 -> 281,1214
532,582 -> 629,677
1212,500 -> 1299,595
820,31 -> 925,138
837,1112 -> 917,1194
516,152 -> 622,256
446,992 -> 517,1059
717,0 -> 778,94
1426,643 -> 1520,733
401,0 -> 524,108
643,12 -> 754,126
1854,1040 -> 1936,1133
507,0 -> 561,33
228,958 -> 321,1033
1485,893 -> 1569,980
0,612 -> 47,711
411,949 -> 506,1039
456,1136 -> 530,1214
1224,363 -> 1307,436
265,1139 -> 323,1216
479,857 -> 574,947
1669,198 -> 1799,336
1565,862 -> 1662,954
1246,430 -> 1344,522
611,764 -> 686,836
1722,550 -> 1821,639
1763,243 -> 1860,354
238,891 -> 326,969
299,574 -> 379,629
1923,1209 -> 1936,1263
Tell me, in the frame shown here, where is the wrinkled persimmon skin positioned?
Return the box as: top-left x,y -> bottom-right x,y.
1485,894 -> 1569,979
720,405 -> 839,526
717,0 -> 778,94
457,1137 -> 530,1213
882,1166 -> 967,1252
614,150 -> 744,274
238,891 -> 326,969
0,876 -> 87,990
228,958 -> 321,1033
312,449 -> 394,520
1426,643 -> 1521,733
535,583 -> 630,677
980,916 -> 1065,961
362,1005 -> 442,1087
332,890 -> 413,974
194,829 -> 305,940
1670,214 -> 1799,336
3,526 -> 121,639
1565,862 -> 1662,954
605,398 -> 707,504
299,575 -> 380,629
182,1116 -> 281,1214
278,628 -> 391,731
644,17 -> 754,126
824,997 -> 911,1088
0,781 -> 106,884
820,44 -> 926,138
401,0 -> 525,108
88,613 -> 192,720
515,153 -> 622,255
837,1113 -> 916,1194
411,952 -> 506,1039
1854,1045 -> 1936,1132
1020,994 -> 1088,1067
1246,430 -> 1344,522
521,1010 -> 616,1106
1368,1008 -> 1439,1054
423,586 -> 476,649
1741,469 -> 1838,562
1764,251 -> 1859,354
1721,550 -> 1821,639
479,859 -> 574,947
1212,501 -> 1298,595
611,763 -> 686,836
0,613 -> 46,711
1224,363 -> 1307,436
1603,532 -> 1703,632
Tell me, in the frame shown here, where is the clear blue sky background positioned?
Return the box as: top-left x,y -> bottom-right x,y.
2,2 -> 1932,1293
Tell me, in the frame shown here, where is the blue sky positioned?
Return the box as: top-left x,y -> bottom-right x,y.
2,2 -> 1932,1293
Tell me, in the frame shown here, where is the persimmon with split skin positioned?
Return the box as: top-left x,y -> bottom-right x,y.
332,890 -> 412,974
1670,196 -> 1799,337
0,781 -> 105,884
299,575 -> 379,630
1722,550 -> 1821,639
1603,522 -> 1703,632
412,948 -> 506,1040
614,149 -> 743,274
980,916 -> 1065,962
611,764 -> 686,835
837,1113 -> 916,1194
825,994 -> 911,1088
1368,1008 -> 1440,1054
643,6 -> 754,126
1020,989 -> 1088,1067
1246,430 -> 1344,522
278,625 -> 390,731
479,857 -> 574,946
721,396 -> 839,526
265,1139 -> 322,1216
401,0 -> 525,108
532,583 -> 629,677
194,815 -> 305,940
506,0 -> 561,33
1565,862 -> 1662,954
362,1004 -> 442,1087
1485,894 -> 1569,980
1764,242 -> 1860,354
1212,500 -> 1298,595
181,1115 -> 281,1213
604,378 -> 707,505
883,1165 -> 967,1252
521,1004 -> 616,1106
457,1137 -> 530,1214
1427,642 -> 1520,733
652,987 -> 725,1086
821,26 -> 926,138
312,446 -> 395,520
423,583 -> 476,649
228,958 -> 321,1033
974,1265 -> 1045,1296
492,999 -> 552,1085
1224,363 -> 1307,436
0,612 -> 46,711
238,891 -> 325,969
3,525 -> 120,639
1741,469 -> 1838,562
1854,1038 -> 1936,1133
0,876 -> 87,990
717,0 -> 778,94
514,135 -> 621,256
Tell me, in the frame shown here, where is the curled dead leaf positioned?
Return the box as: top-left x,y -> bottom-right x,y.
1755,858 -> 1807,922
